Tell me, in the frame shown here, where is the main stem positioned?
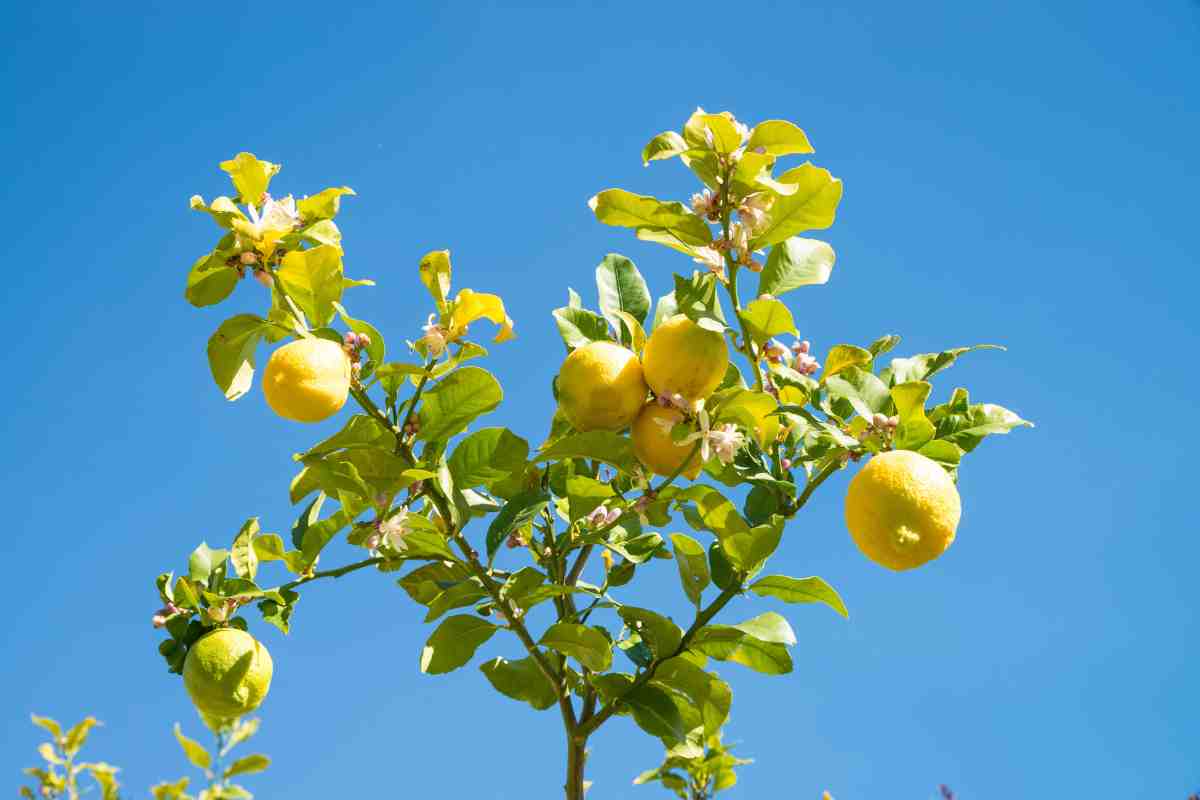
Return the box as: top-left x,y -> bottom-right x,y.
566,734 -> 588,800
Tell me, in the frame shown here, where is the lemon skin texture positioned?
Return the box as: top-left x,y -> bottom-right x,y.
557,341 -> 648,432
183,628 -> 274,725
642,315 -> 729,405
844,449 -> 961,571
262,338 -> 351,423
631,403 -> 703,480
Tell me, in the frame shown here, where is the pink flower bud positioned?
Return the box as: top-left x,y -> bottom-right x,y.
343,331 -> 359,347
506,532 -> 523,549
605,507 -> 623,525
872,413 -> 889,428
357,333 -> 371,349
239,251 -> 259,265
585,505 -> 609,527
152,612 -> 167,628
793,339 -> 811,355
780,458 -> 792,470
364,533 -> 381,550
888,416 -> 899,428
253,269 -> 274,288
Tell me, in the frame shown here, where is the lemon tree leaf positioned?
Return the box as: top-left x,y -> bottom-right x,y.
683,109 -> 744,154
552,303 -> 611,350
891,381 -> 936,450
480,655 -> 558,710
619,607 -> 684,659
670,533 -> 710,606
485,488 -> 550,565
933,402 -> 1033,453
185,250 -> 240,308
758,237 -> 835,297
596,253 -> 651,328
172,724 -> 211,769
690,626 -> 793,674
190,195 -> 246,229
821,344 -> 873,382
219,152 -> 279,204
417,366 -> 503,443
223,754 -> 270,779
30,715 -> 62,740
277,245 -> 344,327
230,518 -> 260,581
565,475 -> 614,522
539,623 -> 612,671
673,271 -> 728,332
424,578 -> 489,623
749,575 -> 848,618
746,119 -> 814,157
448,427 -> 529,489
625,684 -> 687,742
333,302 -> 385,375
750,163 -> 843,249
642,130 -> 689,165
418,250 -> 452,313
420,615 -> 498,675
652,657 -> 732,735
536,430 -> 639,474
719,517 -> 783,572
880,344 -> 1005,385
738,298 -> 797,345
450,288 -> 515,343
297,186 -> 354,221
588,189 -> 713,248
206,314 -> 268,401
823,367 -> 891,420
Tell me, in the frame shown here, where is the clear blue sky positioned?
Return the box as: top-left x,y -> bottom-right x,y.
2,2 -> 1196,798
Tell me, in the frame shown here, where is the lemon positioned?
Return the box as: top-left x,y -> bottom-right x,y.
631,403 -> 702,480
183,628 -> 274,726
262,338 -> 351,423
642,315 -> 729,405
557,341 -> 648,432
844,449 -> 961,571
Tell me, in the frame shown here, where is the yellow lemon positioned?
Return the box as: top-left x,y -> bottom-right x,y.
183,628 -> 274,726
631,403 -> 703,480
844,449 -> 961,571
642,315 -> 729,405
557,341 -> 648,432
262,338 -> 351,423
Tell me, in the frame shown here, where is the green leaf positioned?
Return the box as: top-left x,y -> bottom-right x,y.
535,430 -> 639,474
682,486 -> 750,537
223,754 -> 270,778
424,578 -> 489,622
588,189 -> 713,248
625,684 -> 687,742
719,517 -> 784,572
565,475 -> 615,522
206,315 -> 268,401
417,366 -> 503,443
173,724 -> 211,769
738,298 -> 796,345
420,615 -> 498,675
749,575 -> 848,618
882,344 -> 1005,385
936,402 -> 1032,452
297,186 -> 354,221
822,344 -> 873,382
758,237 -> 835,297
62,717 -> 99,756
189,194 -> 246,229
188,542 -> 227,585
670,533 -> 710,606
277,245 -> 344,327
448,427 -> 529,489
918,439 -> 965,470
480,655 -> 558,710
230,518 -> 259,582
619,607 -> 684,659
539,623 -> 613,671
552,304 -> 612,350
683,109 -> 744,154
418,250 -> 452,312
30,714 -> 62,740
219,152 -> 279,204
750,163 -> 843,249
642,130 -> 689,165
485,488 -> 550,564
595,253 -> 651,329
690,626 -> 792,674
746,119 -> 814,157
891,381 -> 936,450
185,250 -> 239,308
823,367 -> 891,420
397,561 -> 472,606
673,271 -> 727,333
733,610 -> 796,644
653,657 -> 732,735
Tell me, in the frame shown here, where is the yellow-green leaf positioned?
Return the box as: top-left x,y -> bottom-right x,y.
751,163 -> 843,248
449,288 -> 515,343
172,724 -> 211,770
642,130 -> 689,165
418,250 -> 452,312
588,189 -> 713,248
277,244 -> 344,326
297,186 -> 355,221
746,120 -> 814,157
219,152 -> 280,204
738,298 -> 797,345
683,109 -> 745,154
821,344 -> 872,381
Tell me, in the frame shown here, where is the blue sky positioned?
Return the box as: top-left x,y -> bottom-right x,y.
2,2 -> 1197,798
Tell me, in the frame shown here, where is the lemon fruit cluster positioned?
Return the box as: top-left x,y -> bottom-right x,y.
555,315 -> 729,478
844,449 -> 961,571
262,338 -> 352,423
183,628 -> 274,727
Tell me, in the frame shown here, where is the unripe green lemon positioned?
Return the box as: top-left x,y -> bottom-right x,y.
262,338 -> 352,423
557,341 -> 648,432
631,402 -> 702,480
183,628 -> 274,726
844,449 -> 961,571
642,315 -> 728,405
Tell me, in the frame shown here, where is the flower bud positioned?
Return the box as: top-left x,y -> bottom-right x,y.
343,331 -> 359,347
357,333 -> 371,349
605,507 -> 623,525
239,251 -> 259,265
872,413 -> 889,428
793,339 -> 811,355
780,458 -> 792,470
506,532 -> 523,549
252,269 -> 273,289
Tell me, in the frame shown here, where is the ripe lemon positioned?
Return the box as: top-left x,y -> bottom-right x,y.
262,338 -> 351,423
183,628 -> 274,726
557,341 -> 648,432
642,315 -> 729,405
844,449 -> 961,571
631,403 -> 702,480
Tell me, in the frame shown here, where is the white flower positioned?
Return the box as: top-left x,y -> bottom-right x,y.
691,190 -> 717,217
420,314 -> 449,357
246,194 -> 300,238
692,246 -> 726,278
378,510 -> 411,552
728,221 -> 750,259
738,194 -> 771,234
707,423 -> 746,465
764,339 -> 791,364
